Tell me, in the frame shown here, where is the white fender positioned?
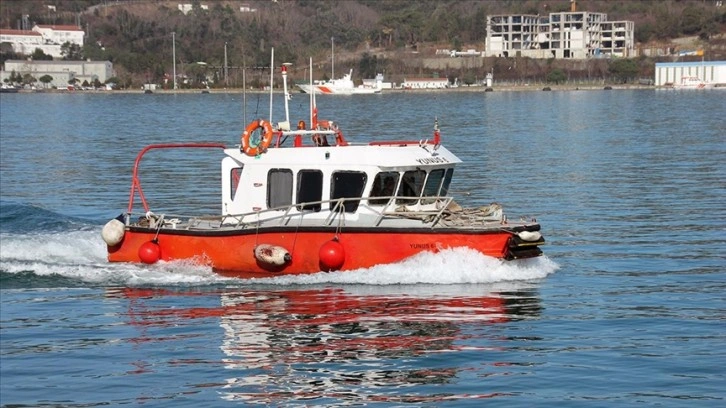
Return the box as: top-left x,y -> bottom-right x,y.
518,230 -> 542,242
254,244 -> 292,266
101,218 -> 125,246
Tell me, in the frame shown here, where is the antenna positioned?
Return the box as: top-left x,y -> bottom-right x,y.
281,62 -> 292,130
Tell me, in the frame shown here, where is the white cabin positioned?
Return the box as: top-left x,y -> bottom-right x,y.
220,143 -> 461,224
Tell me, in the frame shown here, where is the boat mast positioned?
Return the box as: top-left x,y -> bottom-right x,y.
172,32 -> 177,91
282,62 -> 292,127
269,48 -> 274,123
224,41 -> 228,87
331,37 -> 334,80
309,57 -> 314,127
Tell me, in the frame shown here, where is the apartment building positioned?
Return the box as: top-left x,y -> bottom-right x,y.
485,11 -> 634,59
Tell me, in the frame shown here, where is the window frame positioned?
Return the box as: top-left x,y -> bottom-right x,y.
329,171 -> 367,213
266,168 -> 293,210
296,169 -> 324,212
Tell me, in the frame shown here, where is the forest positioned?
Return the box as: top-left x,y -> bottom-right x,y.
1,0 -> 725,88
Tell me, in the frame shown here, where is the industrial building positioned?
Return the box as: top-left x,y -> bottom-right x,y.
654,61 -> 726,87
1,60 -> 114,89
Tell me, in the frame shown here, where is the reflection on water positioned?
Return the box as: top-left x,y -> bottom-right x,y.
109,284 -> 541,404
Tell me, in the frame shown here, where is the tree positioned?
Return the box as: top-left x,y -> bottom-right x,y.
22,73 -> 37,86
546,68 -> 566,84
358,52 -> 379,79
608,59 -> 638,84
31,48 -> 53,61
61,42 -> 83,60
9,70 -> 22,84
681,5 -> 706,36
635,22 -> 654,43
462,72 -> 476,86
39,74 -> 53,88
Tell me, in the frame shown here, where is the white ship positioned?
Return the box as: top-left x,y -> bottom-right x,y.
297,70 -> 383,95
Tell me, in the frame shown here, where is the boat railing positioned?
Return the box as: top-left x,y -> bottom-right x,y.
126,143 -> 227,214
235,195 -> 455,228
129,194 -> 456,231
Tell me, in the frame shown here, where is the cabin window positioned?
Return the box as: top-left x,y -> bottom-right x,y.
267,169 -> 293,209
396,169 -> 426,205
297,170 -> 323,212
441,168 -> 454,196
368,172 -> 400,205
330,171 -> 367,213
421,169 -> 445,204
230,166 -> 244,200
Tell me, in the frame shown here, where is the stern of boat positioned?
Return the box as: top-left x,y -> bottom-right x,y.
505,225 -> 546,260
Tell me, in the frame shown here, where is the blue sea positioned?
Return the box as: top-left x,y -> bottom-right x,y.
1,88 -> 724,407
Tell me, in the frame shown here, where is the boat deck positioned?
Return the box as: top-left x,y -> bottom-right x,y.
128,200 -> 533,233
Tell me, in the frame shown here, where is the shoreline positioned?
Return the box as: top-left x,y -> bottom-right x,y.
8,84 -> 674,95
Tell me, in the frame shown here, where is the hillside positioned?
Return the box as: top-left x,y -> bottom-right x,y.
1,0 -> 725,87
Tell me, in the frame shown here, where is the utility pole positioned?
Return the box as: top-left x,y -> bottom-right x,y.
172,32 -> 177,90
331,37 -> 335,80
224,42 -> 228,87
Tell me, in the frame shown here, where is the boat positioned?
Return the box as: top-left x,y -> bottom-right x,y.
0,84 -> 19,93
102,58 -> 545,278
297,69 -> 383,95
296,37 -> 382,95
673,76 -> 714,89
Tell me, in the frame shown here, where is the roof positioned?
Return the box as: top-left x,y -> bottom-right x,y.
34,24 -> 84,32
4,59 -> 111,66
655,61 -> 726,68
0,29 -> 42,36
403,78 -> 449,82
225,144 -> 461,168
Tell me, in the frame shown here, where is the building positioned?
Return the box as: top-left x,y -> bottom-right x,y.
1,60 -> 114,89
485,11 -> 634,59
32,24 -> 85,48
178,3 -> 209,14
654,61 -> 726,87
401,77 -> 451,89
0,29 -> 44,54
0,25 -> 84,58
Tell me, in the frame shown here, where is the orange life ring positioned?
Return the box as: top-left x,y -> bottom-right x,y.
241,119 -> 274,156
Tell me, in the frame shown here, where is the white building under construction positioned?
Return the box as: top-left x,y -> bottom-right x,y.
485,3 -> 634,59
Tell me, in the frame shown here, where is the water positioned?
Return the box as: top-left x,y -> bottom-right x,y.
1,89 -> 725,406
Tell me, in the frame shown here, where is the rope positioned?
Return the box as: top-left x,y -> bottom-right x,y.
150,213 -> 165,241
290,212 -> 303,256
254,211 -> 261,249
334,201 -> 345,239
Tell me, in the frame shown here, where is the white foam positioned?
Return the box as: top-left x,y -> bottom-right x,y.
256,247 -> 558,285
0,230 -> 558,286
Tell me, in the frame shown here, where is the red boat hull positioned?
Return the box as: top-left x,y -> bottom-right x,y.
107,227 -> 527,278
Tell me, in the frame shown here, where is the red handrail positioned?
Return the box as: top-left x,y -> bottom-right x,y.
127,143 -> 227,213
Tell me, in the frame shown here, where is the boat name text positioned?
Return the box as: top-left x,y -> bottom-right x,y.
410,243 -> 435,249
416,157 -> 449,165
